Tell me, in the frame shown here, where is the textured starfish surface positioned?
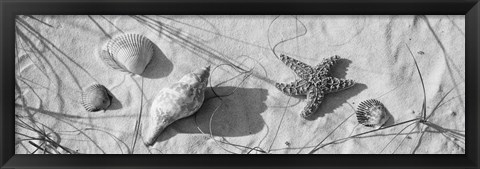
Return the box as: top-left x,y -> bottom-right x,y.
275,54 -> 356,118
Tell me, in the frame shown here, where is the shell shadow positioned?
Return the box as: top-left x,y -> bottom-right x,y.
382,108 -> 395,127
141,45 -> 173,79
106,89 -> 122,111
149,86 -> 269,143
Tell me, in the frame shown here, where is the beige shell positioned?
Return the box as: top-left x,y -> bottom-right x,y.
101,34 -> 154,75
81,84 -> 112,112
143,66 -> 211,146
356,99 -> 390,128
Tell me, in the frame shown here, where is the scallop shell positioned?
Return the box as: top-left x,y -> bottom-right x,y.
356,99 -> 389,127
81,84 -> 112,112
143,66 -> 210,146
101,34 -> 154,75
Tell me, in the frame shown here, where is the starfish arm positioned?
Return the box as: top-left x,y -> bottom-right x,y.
275,79 -> 309,96
323,77 -> 356,94
301,89 -> 324,118
315,55 -> 341,76
279,54 -> 313,79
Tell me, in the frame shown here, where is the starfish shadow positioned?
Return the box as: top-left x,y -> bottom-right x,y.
329,58 -> 352,79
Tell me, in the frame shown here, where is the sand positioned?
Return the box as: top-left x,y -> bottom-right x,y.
14,15 -> 465,154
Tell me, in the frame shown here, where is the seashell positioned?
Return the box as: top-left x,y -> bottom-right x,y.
101,34 -> 154,75
143,66 -> 211,146
81,84 -> 112,112
356,99 -> 390,128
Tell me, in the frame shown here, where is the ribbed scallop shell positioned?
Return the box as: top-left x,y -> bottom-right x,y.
143,66 -> 210,146
81,84 -> 112,112
356,99 -> 389,127
101,34 -> 154,75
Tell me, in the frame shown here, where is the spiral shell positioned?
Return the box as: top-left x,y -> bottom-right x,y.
143,66 -> 211,146
356,99 -> 389,127
81,84 -> 112,112
101,34 -> 154,75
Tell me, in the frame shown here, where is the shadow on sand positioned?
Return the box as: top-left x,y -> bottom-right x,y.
146,86 -> 269,144
141,45 -> 173,79
106,89 -> 123,111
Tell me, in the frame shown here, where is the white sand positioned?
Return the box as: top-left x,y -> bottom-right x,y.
15,15 -> 465,154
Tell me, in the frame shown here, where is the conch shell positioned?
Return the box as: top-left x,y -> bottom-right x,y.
143,66 -> 211,146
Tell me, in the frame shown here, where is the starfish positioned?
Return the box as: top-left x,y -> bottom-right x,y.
275,54 -> 356,118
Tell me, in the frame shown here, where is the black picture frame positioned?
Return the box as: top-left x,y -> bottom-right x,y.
1,0 -> 478,168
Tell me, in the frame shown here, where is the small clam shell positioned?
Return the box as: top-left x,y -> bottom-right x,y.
81,84 -> 112,112
101,34 -> 154,75
356,99 -> 389,127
